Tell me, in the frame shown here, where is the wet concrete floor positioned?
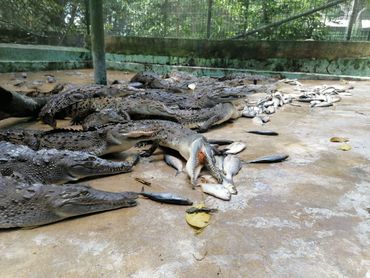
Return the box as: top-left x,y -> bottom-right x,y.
0,70 -> 369,277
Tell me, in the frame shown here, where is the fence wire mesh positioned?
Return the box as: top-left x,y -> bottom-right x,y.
0,0 -> 369,46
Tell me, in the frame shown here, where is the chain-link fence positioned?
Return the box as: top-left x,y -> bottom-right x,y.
0,0 -> 369,46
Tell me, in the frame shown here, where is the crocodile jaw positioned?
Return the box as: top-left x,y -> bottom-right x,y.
1,182 -> 138,228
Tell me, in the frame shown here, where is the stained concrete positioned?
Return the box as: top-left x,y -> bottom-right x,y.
0,70 -> 369,277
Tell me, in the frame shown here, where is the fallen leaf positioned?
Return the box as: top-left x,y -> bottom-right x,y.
338,144 -> 351,151
330,137 -> 349,143
186,204 -> 211,230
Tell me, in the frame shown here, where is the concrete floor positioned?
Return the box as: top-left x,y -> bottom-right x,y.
0,70 -> 369,277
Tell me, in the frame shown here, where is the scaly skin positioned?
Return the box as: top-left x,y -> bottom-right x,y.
0,121 -> 159,156
39,84 -> 139,128
153,120 -> 224,185
0,175 -> 137,228
174,102 -> 242,132
0,142 -> 137,184
65,96 -> 177,127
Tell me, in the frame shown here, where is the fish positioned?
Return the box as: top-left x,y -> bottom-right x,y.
224,142 -> 246,154
222,155 -> 241,195
247,130 -> 279,136
223,155 -> 241,180
200,183 -> 231,201
164,153 -> 184,176
245,153 -> 289,163
312,101 -> 333,108
197,175 -> 219,185
186,207 -> 218,214
208,139 -> 234,146
214,156 -> 224,170
222,179 -> 237,195
139,187 -> 193,205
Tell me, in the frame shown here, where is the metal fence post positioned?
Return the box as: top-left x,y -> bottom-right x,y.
89,0 -> 107,85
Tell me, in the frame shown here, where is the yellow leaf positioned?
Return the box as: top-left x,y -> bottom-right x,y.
338,144 -> 351,151
185,204 -> 211,229
330,137 -> 349,143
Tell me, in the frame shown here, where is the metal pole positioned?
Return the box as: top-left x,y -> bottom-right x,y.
85,0 -> 90,35
345,0 -> 361,41
89,0 -> 107,85
206,0 -> 213,39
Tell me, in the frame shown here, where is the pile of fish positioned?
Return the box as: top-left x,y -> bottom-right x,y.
240,79 -> 353,123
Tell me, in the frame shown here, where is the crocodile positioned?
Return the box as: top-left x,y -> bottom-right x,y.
39,84 -> 141,128
38,82 -> 253,128
0,121 -> 159,156
0,86 -> 48,118
172,102 -> 242,132
0,141 -> 137,184
152,120 -> 224,186
81,101 -> 242,132
0,120 -> 224,185
0,175 -> 138,228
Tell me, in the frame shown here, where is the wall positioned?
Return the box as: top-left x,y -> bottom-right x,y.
1,38 -> 370,79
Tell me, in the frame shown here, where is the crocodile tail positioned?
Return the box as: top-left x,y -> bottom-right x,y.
0,87 -> 44,117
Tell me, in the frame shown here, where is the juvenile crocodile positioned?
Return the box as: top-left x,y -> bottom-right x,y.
61,96 -> 177,126
0,141 -> 137,184
153,120 -> 224,186
38,84 -> 251,127
0,175 -> 137,228
0,122 -> 159,156
173,102 -> 242,132
0,86 -> 48,118
39,84 -> 140,127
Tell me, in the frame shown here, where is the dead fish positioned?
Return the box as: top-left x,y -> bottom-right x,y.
223,155 -> 241,180
164,153 -> 184,176
197,175 -> 218,185
222,155 -> 240,195
186,207 -> 218,214
312,101 -> 333,108
208,139 -> 234,146
246,153 -> 289,163
214,156 -> 224,170
222,178 -> 237,194
200,183 -> 231,201
140,187 -> 193,205
247,130 -> 279,136
224,142 -> 246,154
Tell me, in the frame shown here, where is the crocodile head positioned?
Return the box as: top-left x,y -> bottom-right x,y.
56,151 -> 137,183
1,180 -> 138,228
197,87 -> 253,107
185,137 -> 223,186
48,184 -> 138,220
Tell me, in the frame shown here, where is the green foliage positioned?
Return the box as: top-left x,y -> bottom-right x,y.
0,0 -> 365,42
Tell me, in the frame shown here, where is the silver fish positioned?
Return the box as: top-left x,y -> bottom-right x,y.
223,155 -> 241,180
312,101 -> 333,108
222,179 -> 237,195
197,175 -> 219,185
222,155 -> 241,195
140,187 -> 193,205
246,153 -> 289,163
164,154 -> 184,176
215,155 -> 224,170
225,142 -> 246,154
200,183 -> 231,201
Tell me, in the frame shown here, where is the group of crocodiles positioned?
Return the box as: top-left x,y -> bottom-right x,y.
0,71 -> 281,228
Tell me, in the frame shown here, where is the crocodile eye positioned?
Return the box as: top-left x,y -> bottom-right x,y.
80,190 -> 89,196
